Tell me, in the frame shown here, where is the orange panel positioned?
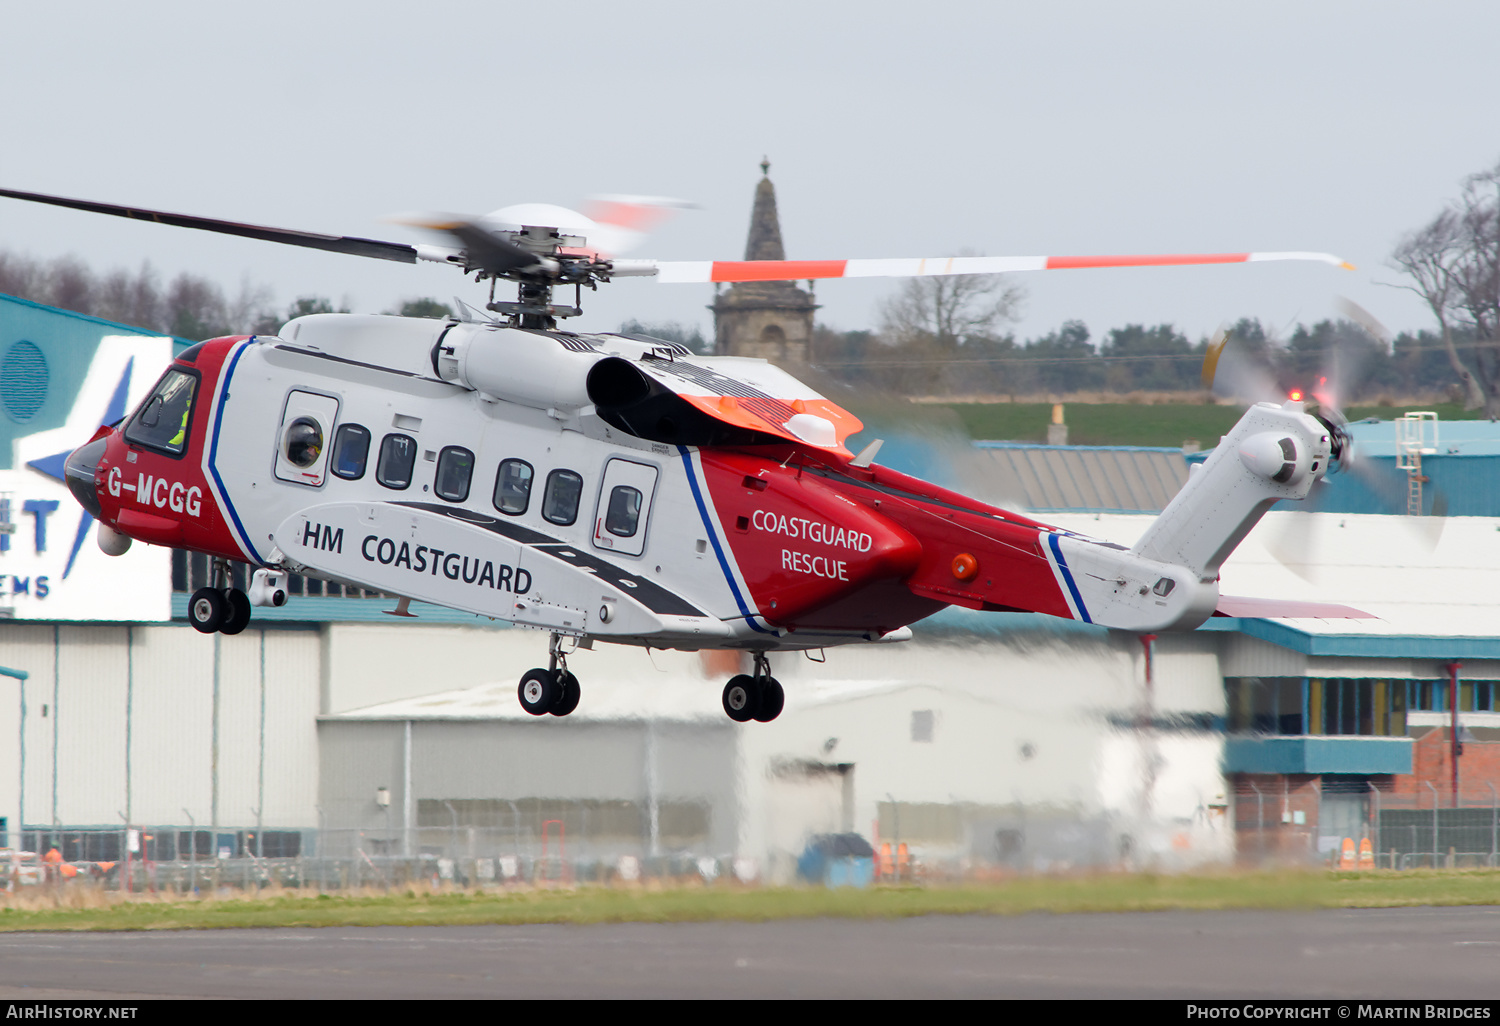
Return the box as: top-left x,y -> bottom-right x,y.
710,260 -> 848,282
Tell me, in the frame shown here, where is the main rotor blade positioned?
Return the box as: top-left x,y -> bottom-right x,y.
0,187 -> 420,264
439,221 -> 548,276
640,251 -> 1355,284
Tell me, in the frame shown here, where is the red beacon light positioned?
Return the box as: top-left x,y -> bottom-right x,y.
1288,388 -> 1304,402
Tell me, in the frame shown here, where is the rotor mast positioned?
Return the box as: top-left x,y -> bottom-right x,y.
480,224 -> 603,330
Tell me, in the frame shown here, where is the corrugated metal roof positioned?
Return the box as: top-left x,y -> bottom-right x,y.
971,443 -> 1190,513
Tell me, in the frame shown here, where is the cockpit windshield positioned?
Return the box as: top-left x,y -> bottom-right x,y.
125,368 -> 198,455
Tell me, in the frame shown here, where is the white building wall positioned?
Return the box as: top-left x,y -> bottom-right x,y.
738,627 -> 1229,869
321,623 -> 528,714
55,625 -> 129,825
261,629 -> 322,826
128,624 -> 215,826
0,624 -> 59,835
0,621 -> 326,835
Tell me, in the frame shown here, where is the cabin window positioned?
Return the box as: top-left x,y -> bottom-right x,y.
124,368 -> 198,456
376,433 -> 418,489
605,485 -> 643,537
435,446 -> 475,503
493,459 -> 533,515
330,424 -> 371,480
541,469 -> 584,526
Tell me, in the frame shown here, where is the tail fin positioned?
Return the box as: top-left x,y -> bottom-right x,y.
1132,400 -> 1334,580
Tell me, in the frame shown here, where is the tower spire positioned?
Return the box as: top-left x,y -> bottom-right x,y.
744,158 -> 785,262
712,162 -> 817,362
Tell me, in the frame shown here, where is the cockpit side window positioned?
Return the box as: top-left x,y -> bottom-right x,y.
124,368 -> 198,457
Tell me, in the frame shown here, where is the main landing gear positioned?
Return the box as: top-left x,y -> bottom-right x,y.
722,652 -> 783,724
188,559 -> 252,636
518,633 -> 582,717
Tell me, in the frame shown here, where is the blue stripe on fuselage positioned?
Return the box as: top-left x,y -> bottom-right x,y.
1047,532 -> 1091,624
676,445 -> 774,635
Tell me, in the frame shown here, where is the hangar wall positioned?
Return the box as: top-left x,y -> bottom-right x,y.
0,623 -> 321,833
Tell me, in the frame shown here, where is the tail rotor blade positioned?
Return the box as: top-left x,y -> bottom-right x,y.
1206,327 -> 1284,405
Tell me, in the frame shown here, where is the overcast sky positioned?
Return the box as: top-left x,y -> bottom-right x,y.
3,1 -> 1497,346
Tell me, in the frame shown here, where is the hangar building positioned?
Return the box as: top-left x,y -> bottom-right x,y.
3,288 -> 1500,879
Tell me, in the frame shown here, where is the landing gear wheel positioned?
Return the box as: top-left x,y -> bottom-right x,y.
753,676 -> 784,722
723,674 -> 758,723
188,587 -> 226,634
518,668 -> 559,716
550,671 -> 581,717
220,589 -> 252,636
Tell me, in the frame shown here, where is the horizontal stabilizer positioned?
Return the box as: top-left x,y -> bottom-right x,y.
1213,595 -> 1374,619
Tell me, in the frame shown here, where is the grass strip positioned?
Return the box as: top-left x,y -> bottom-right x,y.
3,870 -> 1500,932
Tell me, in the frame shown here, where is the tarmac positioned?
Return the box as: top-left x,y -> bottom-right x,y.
3,906 -> 1500,999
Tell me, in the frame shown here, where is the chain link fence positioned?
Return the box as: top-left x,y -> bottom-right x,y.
3,824 -> 758,894
1233,781 -> 1500,869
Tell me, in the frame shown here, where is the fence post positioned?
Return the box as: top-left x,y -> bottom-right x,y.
1368,781 -> 1381,867
1423,780 -> 1439,868
1250,781 -> 1264,862
1490,783 -> 1498,868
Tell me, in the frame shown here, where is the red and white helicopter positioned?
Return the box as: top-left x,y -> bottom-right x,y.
3,185 -> 1368,723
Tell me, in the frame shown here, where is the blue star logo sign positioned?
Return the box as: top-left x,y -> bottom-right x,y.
25,357 -> 132,579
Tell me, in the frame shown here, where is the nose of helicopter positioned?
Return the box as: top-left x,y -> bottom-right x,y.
63,435 -> 107,518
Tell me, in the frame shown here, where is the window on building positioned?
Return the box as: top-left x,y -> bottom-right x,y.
434,446 -> 474,503
376,433 -> 418,489
542,469 -> 583,526
330,424 -> 371,480
911,709 -> 934,743
493,459 -> 533,515
1228,678 -> 1308,735
604,485 -> 643,537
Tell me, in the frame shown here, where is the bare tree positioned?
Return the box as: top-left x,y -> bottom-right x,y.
879,253 -> 1025,350
96,263 -> 163,331
1392,158 -> 1500,414
1,249 -> 278,338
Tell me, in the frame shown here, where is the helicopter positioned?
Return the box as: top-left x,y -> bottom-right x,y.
1,184 -> 1370,724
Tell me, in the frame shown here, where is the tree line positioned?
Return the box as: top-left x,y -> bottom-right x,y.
804,316 -> 1479,401
4,153 -> 1494,406
0,250 -> 450,338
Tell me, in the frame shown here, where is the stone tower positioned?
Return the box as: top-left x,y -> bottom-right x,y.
711,160 -> 817,361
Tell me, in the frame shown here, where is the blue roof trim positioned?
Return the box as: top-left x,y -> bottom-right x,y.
171,592 -> 514,626
1018,506 -> 1160,515
1199,617 -> 1500,659
913,606 -> 1112,638
1224,735 -> 1413,775
973,441 -> 1190,454
0,292 -> 198,348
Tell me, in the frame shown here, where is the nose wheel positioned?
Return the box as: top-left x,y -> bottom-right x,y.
722,653 -> 783,723
518,633 -> 583,717
188,561 -> 252,635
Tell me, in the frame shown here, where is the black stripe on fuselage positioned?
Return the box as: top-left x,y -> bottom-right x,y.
272,344 -> 448,383
393,501 -> 706,617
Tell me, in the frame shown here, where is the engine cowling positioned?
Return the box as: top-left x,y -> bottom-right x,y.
432,323 -> 603,411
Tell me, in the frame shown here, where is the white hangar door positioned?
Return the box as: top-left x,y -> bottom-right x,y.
590,458 -> 659,558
